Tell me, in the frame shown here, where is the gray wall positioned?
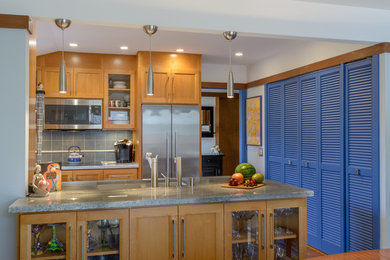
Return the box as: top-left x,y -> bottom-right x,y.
41,130 -> 132,163
0,28 -> 29,259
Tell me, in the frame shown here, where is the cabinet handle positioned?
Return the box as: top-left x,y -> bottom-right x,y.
355,169 -> 360,175
270,213 -> 274,249
305,162 -> 309,168
172,218 -> 176,258
81,224 -> 84,259
182,217 -> 185,258
69,226 -> 72,260
172,77 -> 175,97
262,213 -> 266,250
167,76 -> 171,98
75,74 -> 77,96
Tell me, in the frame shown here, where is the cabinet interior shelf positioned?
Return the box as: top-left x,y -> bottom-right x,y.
87,249 -> 119,256
274,233 -> 297,240
109,107 -> 130,110
232,234 -> 257,244
108,88 -> 130,92
31,252 -> 66,260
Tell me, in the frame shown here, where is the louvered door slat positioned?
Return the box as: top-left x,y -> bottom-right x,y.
319,66 -> 345,254
345,57 -> 379,252
284,79 -> 299,187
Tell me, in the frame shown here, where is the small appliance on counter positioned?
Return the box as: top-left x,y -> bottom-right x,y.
114,139 -> 134,163
67,146 -> 83,165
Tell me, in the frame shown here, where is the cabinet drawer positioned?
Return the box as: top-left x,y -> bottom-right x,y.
61,170 -> 73,182
73,170 -> 104,181
104,169 -> 138,180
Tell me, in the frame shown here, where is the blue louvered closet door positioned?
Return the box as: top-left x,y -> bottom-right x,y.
300,72 -> 321,249
266,82 -> 284,182
284,78 -> 300,187
345,56 -> 380,251
318,66 -> 345,254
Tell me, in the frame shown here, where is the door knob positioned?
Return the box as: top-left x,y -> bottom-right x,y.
355,169 -> 360,175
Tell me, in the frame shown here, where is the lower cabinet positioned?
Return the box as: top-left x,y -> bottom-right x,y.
73,170 -> 104,182
61,169 -> 138,182
19,199 -> 306,260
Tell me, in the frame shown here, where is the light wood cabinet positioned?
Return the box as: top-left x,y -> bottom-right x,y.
19,212 -> 77,260
42,67 -> 72,98
179,204 -> 224,260
224,201 -> 267,259
77,209 -> 129,259
73,68 -> 103,98
130,206 -> 178,260
73,170 -> 104,181
62,170 -> 73,182
103,169 -> 138,180
141,70 -> 171,104
266,198 -> 307,259
171,70 -> 200,104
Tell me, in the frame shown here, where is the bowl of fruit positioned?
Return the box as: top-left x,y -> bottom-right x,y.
224,171 -> 265,189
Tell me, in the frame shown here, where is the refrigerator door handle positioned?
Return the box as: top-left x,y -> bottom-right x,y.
174,131 -> 177,158
166,132 -> 170,179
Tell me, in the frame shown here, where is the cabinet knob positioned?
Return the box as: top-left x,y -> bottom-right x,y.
355,169 -> 360,175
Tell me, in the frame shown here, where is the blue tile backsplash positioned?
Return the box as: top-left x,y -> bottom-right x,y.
41,130 -> 132,164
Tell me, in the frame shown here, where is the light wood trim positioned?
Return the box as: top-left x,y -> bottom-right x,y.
247,42 -> 390,88
0,14 -> 31,34
202,82 -> 247,89
215,96 -> 220,145
20,212 -> 76,260
77,209 -> 129,260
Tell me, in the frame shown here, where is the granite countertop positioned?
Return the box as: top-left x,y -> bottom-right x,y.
61,162 -> 139,170
8,176 -> 313,214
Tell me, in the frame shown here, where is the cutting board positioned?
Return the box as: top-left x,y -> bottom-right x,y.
221,183 -> 265,189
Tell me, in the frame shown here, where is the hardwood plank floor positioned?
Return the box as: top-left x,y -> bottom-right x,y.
306,245 -> 327,258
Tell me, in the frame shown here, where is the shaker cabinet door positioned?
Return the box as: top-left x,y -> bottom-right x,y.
141,70 -> 170,104
42,67 -> 72,98
171,71 -> 200,105
73,68 -> 103,98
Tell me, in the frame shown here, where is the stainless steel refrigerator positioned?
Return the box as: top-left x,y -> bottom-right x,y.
142,105 -> 200,179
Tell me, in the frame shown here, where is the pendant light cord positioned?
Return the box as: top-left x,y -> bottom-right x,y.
149,35 -> 152,66
229,39 -> 232,70
62,28 -> 65,62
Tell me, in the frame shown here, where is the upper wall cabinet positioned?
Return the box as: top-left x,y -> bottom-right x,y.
138,52 -> 201,105
73,68 -> 104,98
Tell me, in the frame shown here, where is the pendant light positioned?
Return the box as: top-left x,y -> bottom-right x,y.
143,25 -> 158,96
55,18 -> 71,93
223,31 -> 237,98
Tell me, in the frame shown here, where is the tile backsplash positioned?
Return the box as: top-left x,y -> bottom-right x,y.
41,130 -> 132,164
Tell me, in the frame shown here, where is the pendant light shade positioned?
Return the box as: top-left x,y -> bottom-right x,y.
143,25 -> 158,96
223,31 -> 237,99
55,18 -> 71,94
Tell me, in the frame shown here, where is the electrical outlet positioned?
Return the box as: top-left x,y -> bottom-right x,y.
258,148 -> 264,157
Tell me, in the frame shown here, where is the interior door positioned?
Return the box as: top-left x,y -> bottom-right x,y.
171,71 -> 200,105
130,206 -> 178,260
73,68 -> 103,98
172,105 -> 200,178
42,67 -> 72,98
179,204 -> 223,260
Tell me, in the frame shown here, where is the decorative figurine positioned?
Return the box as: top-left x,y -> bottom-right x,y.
45,224 -> 64,252
87,227 -> 95,252
31,225 -> 44,256
211,145 -> 221,155
31,164 -> 49,197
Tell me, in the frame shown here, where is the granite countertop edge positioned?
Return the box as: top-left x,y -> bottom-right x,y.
62,162 -> 139,170
8,191 -> 314,214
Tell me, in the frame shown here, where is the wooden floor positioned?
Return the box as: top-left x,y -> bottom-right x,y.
306,249 -> 390,259
306,245 -> 327,258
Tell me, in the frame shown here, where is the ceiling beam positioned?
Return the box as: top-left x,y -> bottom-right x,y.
0,14 -> 31,34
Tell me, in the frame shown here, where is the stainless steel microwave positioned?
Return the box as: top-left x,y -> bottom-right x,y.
44,99 -> 102,130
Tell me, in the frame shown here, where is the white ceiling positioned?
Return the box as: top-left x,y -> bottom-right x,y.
36,20 -> 366,66
295,0 -> 390,10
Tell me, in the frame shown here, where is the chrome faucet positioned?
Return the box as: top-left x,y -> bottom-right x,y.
146,153 -> 159,188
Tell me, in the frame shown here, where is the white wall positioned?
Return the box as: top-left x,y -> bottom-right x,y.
202,63 -> 247,83
379,53 -> 390,248
0,28 -> 29,259
246,85 -> 265,173
201,97 -> 216,154
247,41 -> 368,82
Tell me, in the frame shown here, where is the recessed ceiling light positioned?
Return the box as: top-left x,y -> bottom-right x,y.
170,54 -> 177,57
235,52 -> 243,57
176,48 -> 184,52
120,46 -> 128,50
69,43 -> 78,47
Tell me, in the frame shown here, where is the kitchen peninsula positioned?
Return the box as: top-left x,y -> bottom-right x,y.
10,176 -> 313,259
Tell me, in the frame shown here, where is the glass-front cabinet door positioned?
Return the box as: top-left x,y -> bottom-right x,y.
20,212 -> 76,260
225,201 -> 267,260
267,199 -> 307,260
77,209 -> 129,260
